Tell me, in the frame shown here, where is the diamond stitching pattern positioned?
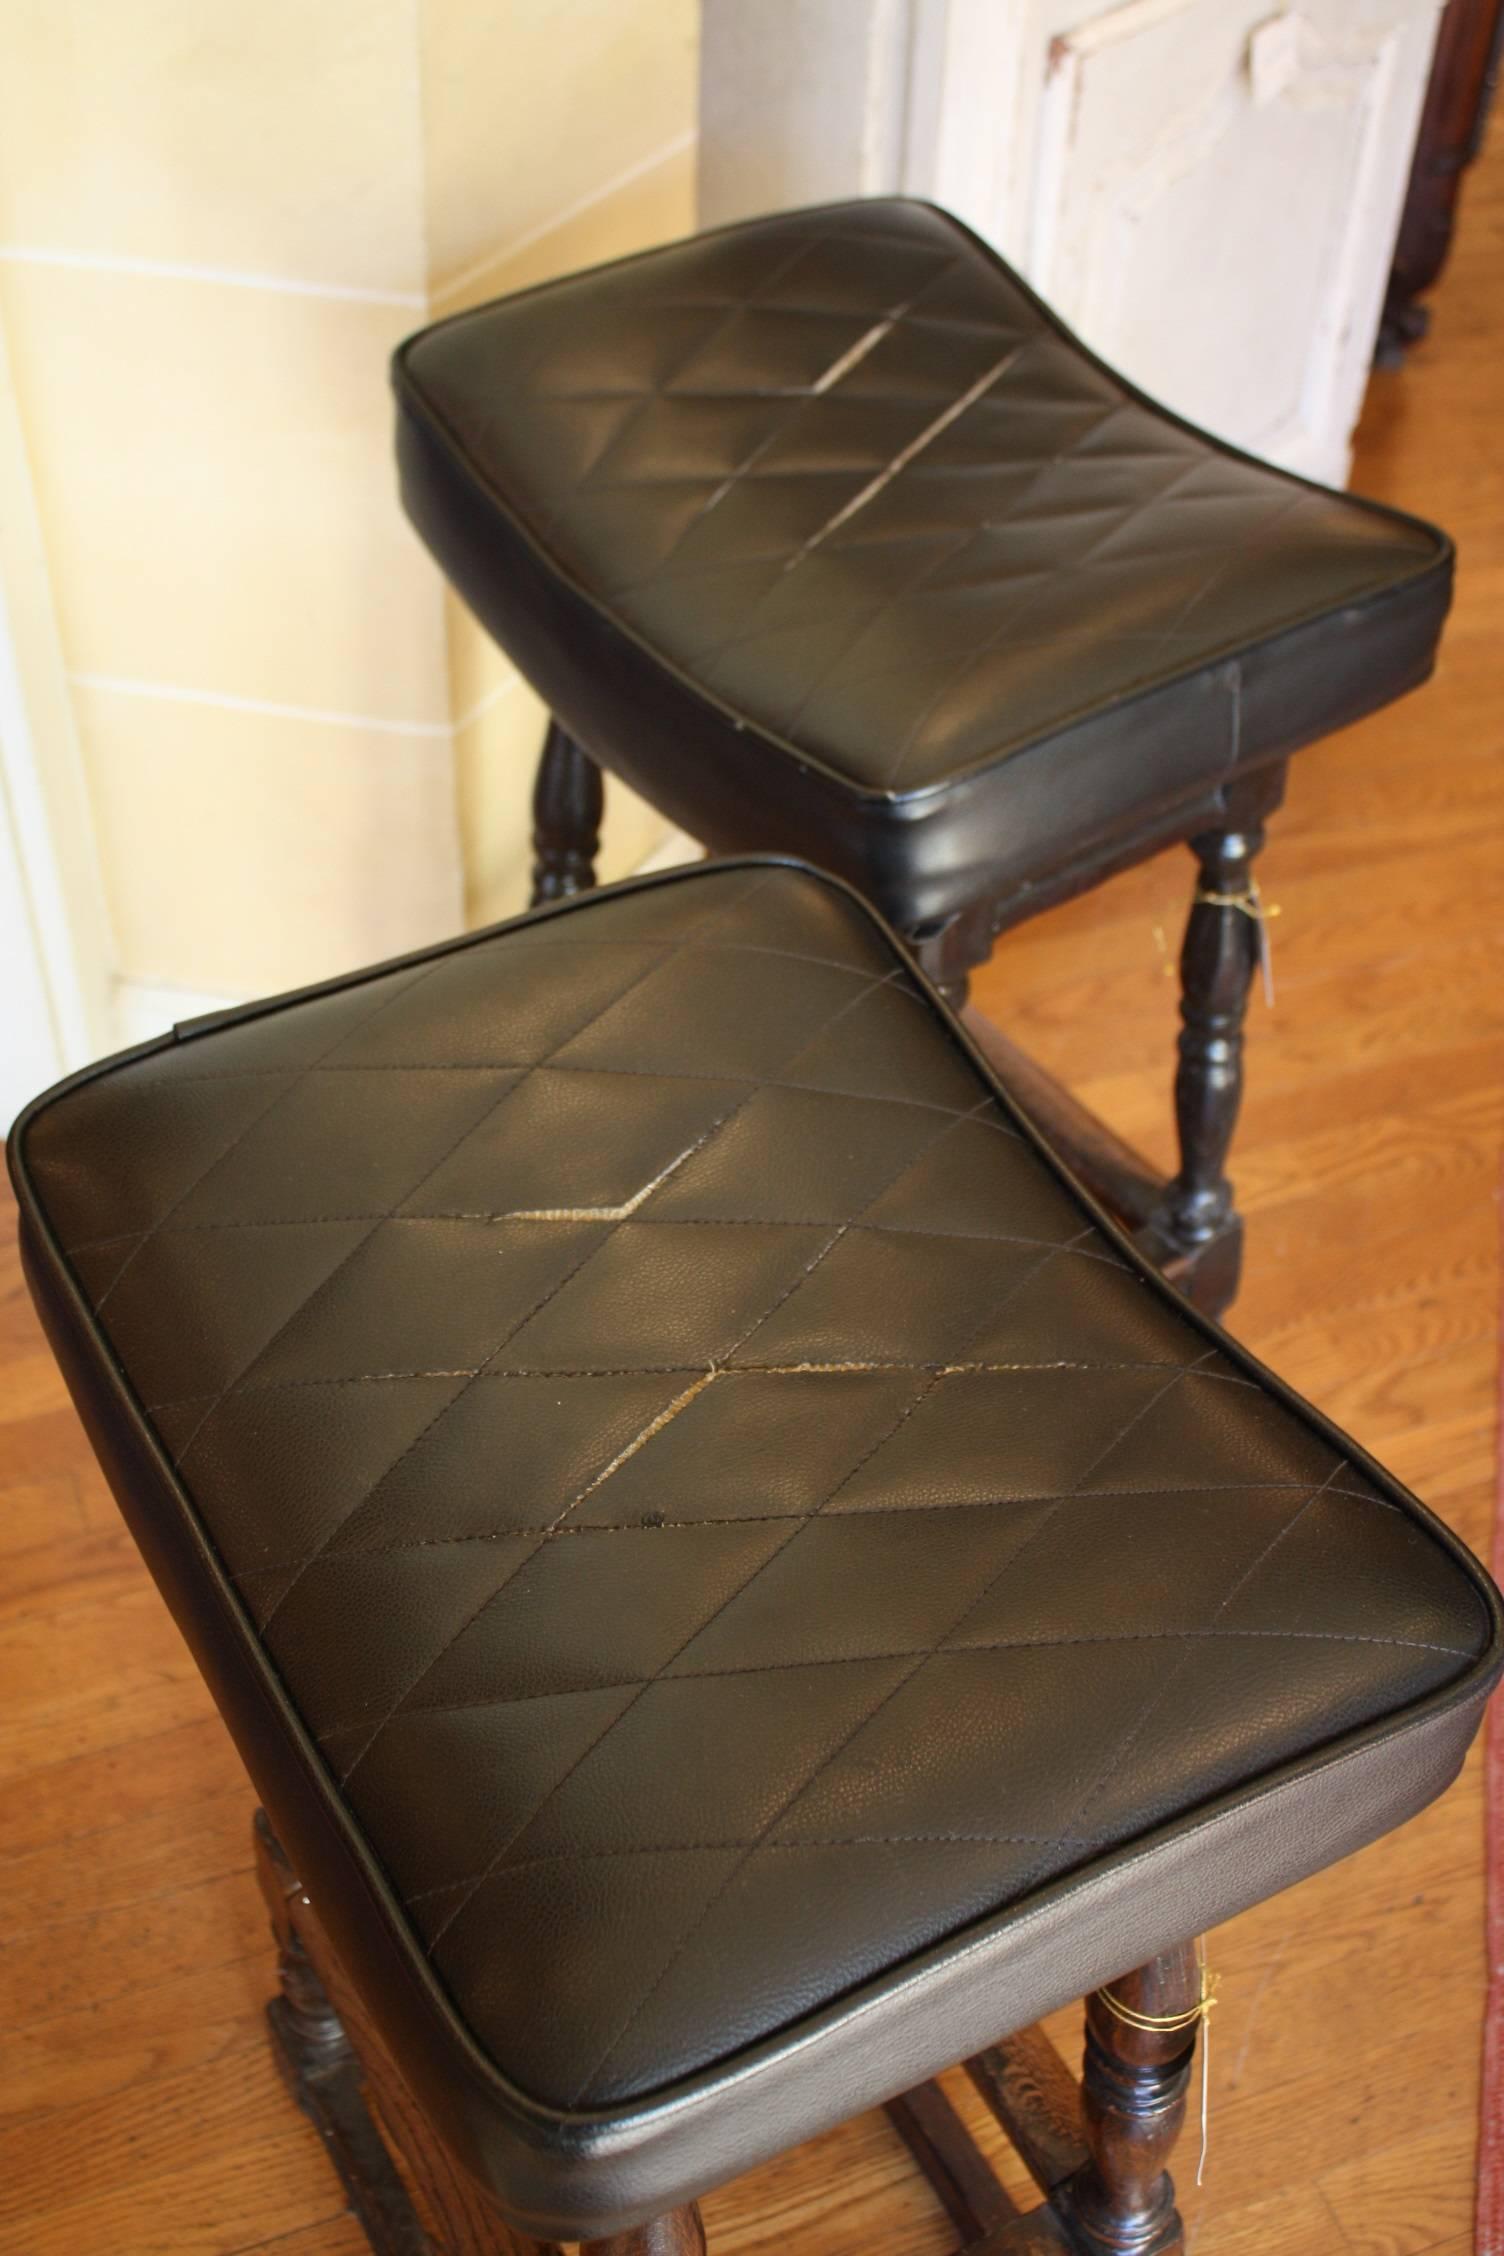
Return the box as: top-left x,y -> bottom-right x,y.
400,1213 -> 1092,1979
21,862 -> 1485,2111
558,1347 -> 1215,2102
403,201 -> 1439,800
170,879 -> 779,1474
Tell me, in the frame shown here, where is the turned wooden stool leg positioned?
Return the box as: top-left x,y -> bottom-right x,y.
1059,1944 -> 1201,2256
255,1811 -> 358,2110
581,2206 -> 708,2256
256,1813 -> 435,2253
530,720 -> 604,905
1138,761 -> 1286,1312
1161,818 -> 1266,1251
257,1811 -> 565,2255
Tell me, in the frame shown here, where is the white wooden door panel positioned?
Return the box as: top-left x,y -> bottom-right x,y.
700,0 -> 1445,482
1022,0 -> 1442,476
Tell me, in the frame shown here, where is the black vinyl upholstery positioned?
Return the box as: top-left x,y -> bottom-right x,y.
12,860 -> 1498,2234
394,201 -> 1452,935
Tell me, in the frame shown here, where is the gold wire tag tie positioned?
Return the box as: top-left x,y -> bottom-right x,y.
1095,1980 -> 1218,2034
1098,1946 -> 1219,2185
1192,877 -> 1281,1009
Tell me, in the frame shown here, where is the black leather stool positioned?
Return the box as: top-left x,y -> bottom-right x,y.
393,198 -> 1454,1315
12,860 -> 1498,2256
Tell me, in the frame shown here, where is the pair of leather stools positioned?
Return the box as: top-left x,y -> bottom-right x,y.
12,201 -> 1498,2256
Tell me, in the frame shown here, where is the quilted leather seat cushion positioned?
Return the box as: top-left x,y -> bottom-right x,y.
395,201 -> 1453,932
12,862 -> 1498,2231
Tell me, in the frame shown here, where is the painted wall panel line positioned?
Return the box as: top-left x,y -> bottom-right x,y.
0,244 -> 425,310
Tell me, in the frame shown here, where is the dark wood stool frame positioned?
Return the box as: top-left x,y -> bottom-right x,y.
528,722 -> 1285,1317
256,1810 -> 1204,2256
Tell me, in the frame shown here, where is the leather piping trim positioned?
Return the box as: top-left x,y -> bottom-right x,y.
9,855 -> 1500,2148
391,198 -> 1453,810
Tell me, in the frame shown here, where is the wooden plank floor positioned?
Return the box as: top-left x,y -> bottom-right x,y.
2,144 -> 1501,2256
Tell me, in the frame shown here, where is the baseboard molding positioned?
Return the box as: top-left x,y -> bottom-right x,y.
633,826 -> 699,876
114,976 -> 245,1051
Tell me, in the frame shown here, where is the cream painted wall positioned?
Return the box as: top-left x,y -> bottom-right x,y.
0,0 -> 696,1042
419,2 -> 697,926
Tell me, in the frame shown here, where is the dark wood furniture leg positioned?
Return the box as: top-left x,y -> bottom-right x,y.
1378,0 -> 1504,363
1138,767 -> 1283,1309
904,772 -> 1298,1316
1165,817 -> 1267,1242
1058,1947 -> 1201,2256
255,1810 -> 564,2256
257,1812 -> 432,2254
913,901 -> 994,1013
959,993 -> 1244,1319
582,2209 -> 709,2256
886,2078 -> 1025,2240
530,720 -> 604,906
887,1944 -> 1201,2256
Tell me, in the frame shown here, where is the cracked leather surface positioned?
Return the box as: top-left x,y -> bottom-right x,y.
394,200 -> 1451,932
13,862 -> 1493,2118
